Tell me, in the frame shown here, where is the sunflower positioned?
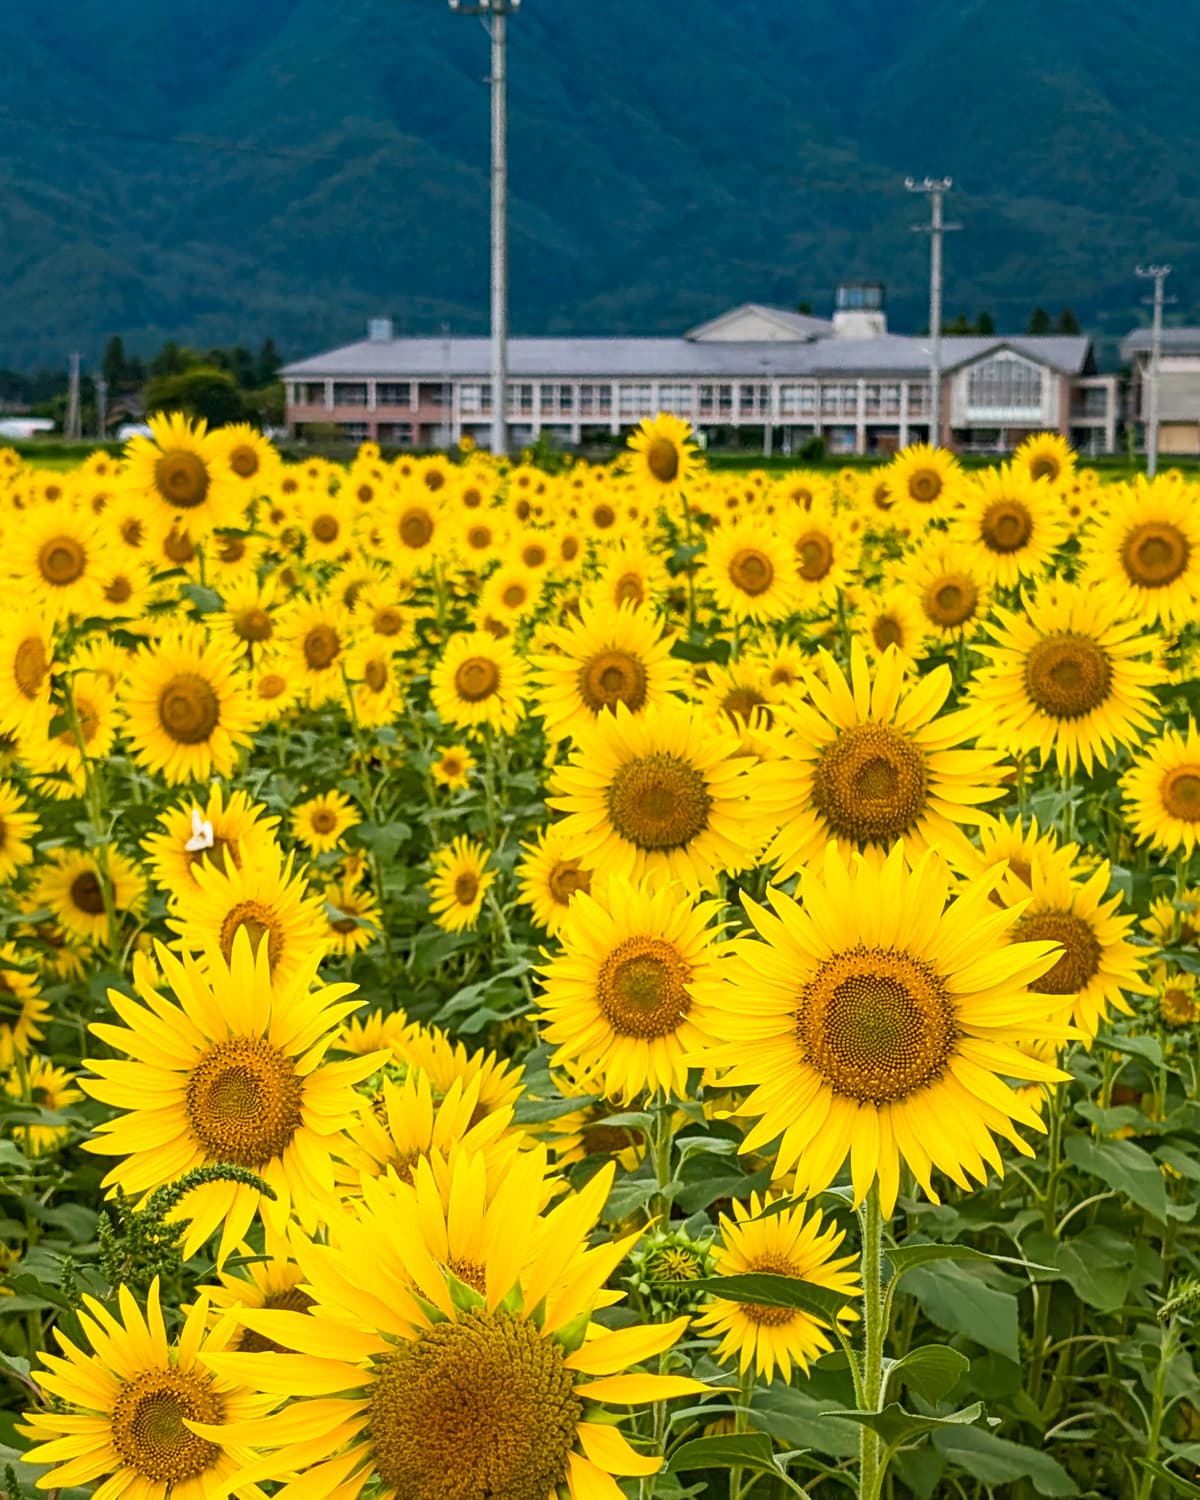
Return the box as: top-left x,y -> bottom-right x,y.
321,876 -> 382,957
427,837 -> 495,933
1081,476 -> 1200,630
593,534 -> 670,612
123,411 -> 244,537
203,1238 -> 315,1353
531,601 -> 683,744
853,589 -> 930,670
1143,886 -> 1200,952
626,412 -> 699,497
83,934 -> 380,1263
1012,431 -> 1076,488
352,582 -> 417,652
296,486 -> 353,563
431,744 -> 474,790
480,563 -> 545,626
963,812 -> 1080,908
22,666 -> 119,800
0,780 -> 38,883
693,1193 -> 860,1382
249,651 -> 304,721
167,844 -> 330,988
782,498 -> 860,613
212,422 -> 281,493
548,699 -> 766,893
33,847 -> 146,946
703,520 -> 799,623
5,1056 -> 82,1156
517,824 -> 597,937
347,639 -> 405,727
901,539 -> 991,641
397,1024 -> 526,1126
537,875 -> 725,1102
0,945 -> 49,1067
0,608 -> 56,737
20,1279 -> 276,1497
1154,967 -> 1200,1028
430,631 -> 528,736
757,642 -> 1004,877
694,843 -> 1070,1212
96,557 -> 155,619
968,585 -> 1162,774
884,442 -> 963,516
209,576 -> 291,658
121,624 -> 257,784
1120,720 -> 1200,855
335,1007 -> 419,1064
290,790 -> 361,854
8,504 -> 113,620
952,466 -> 1068,587
143,785 -> 281,891
691,658 -> 782,750
377,488 -> 448,566
193,1148 -> 704,1500
1012,861 -> 1149,1039
281,596 -> 357,708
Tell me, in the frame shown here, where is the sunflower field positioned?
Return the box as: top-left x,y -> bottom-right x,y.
0,412 -> 1195,1500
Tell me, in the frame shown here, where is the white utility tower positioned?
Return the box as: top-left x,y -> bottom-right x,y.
1135,264 -> 1173,479
905,177 -> 960,449
448,0 -> 520,459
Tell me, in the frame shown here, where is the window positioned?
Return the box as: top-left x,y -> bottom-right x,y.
657,383 -> 696,416
619,383 -> 654,419
301,382 -> 326,406
820,386 -> 840,416
332,382 -> 368,407
376,422 -> 413,444
739,383 -> 769,417
883,384 -> 901,416
579,384 -> 613,416
967,355 -> 1044,412
1074,386 -> 1108,417
460,383 -> 493,416
778,384 -> 817,417
698,384 -> 733,418
908,383 -> 930,415
864,384 -> 882,417
841,384 -> 859,412
376,382 -> 412,408
508,383 -> 534,416
338,421 -> 369,441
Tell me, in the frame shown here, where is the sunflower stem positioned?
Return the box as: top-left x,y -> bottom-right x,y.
678,491 -> 698,637
858,1184 -> 886,1500
649,1092 -> 674,1230
63,672 -> 121,968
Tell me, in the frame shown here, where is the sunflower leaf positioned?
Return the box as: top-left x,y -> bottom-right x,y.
884,1344 -> 970,1404
686,1273 -> 855,1323
823,1401 -> 987,1448
1063,1134 -> 1168,1221
667,1432 -> 797,1477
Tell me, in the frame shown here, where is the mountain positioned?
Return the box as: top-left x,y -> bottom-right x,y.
1,0 -> 1198,369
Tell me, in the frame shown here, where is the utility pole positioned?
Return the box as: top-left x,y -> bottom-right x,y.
1135,264 -> 1173,479
95,375 -> 107,443
64,353 -> 82,441
905,177 -> 960,448
762,356 -> 773,458
449,0 -> 520,459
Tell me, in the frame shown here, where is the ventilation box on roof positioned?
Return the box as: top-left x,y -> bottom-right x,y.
367,318 -> 394,342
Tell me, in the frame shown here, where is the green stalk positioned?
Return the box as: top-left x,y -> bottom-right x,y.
858,1185 -> 886,1500
63,675 -> 121,966
1135,1317 -> 1180,1500
678,491 -> 698,635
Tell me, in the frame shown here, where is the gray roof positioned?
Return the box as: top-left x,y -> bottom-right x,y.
282,332 -> 1092,382
1121,327 -> 1200,358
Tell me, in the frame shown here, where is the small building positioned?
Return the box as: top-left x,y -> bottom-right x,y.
1120,327 -> 1200,456
282,290 -> 1118,455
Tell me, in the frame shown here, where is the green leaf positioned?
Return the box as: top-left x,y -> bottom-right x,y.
668,1434 -> 793,1477
933,1426 -> 1078,1495
1139,1460 -> 1200,1497
671,637 -> 730,666
904,1262 -> 1020,1361
180,582 -> 224,612
886,1243 -> 991,1277
1095,1032 -> 1165,1069
673,1152 -> 772,1215
885,1344 -> 970,1404
689,1273 -> 856,1324
823,1401 -> 985,1449
1064,1134 -> 1167,1221
750,1384 -> 861,1459
1054,1227 -> 1133,1312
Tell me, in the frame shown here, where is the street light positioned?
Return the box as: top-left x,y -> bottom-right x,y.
449,0 -> 520,459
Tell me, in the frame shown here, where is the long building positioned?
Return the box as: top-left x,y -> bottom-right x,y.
282,285 -> 1118,455
1121,327 -> 1200,456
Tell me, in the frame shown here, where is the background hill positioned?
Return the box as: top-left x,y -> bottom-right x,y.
2,0 -> 1199,368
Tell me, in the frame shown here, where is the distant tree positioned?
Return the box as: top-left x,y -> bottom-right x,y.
149,341 -> 194,378
944,313 -> 974,335
796,301 -> 813,316
255,337 -> 281,387
241,381 -> 285,429
103,336 -> 132,393
977,311 -> 995,335
1057,307 -> 1081,334
144,366 -> 243,427
1027,307 -> 1052,335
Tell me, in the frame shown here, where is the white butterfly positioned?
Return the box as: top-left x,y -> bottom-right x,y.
184,808 -> 215,852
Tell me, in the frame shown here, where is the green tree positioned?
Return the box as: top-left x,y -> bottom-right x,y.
1027,307 -> 1051,335
149,341 -> 195,378
1057,307 -> 1081,334
977,311 -> 995,335
255,338 -> 281,386
144,366 -> 243,427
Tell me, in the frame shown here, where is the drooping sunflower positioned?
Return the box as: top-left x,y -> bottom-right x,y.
626,412 -> 699,497
968,585 -> 1162,774
143,784 -> 281,891
693,1193 -> 860,1383
901,539 -> 991,641
120,624 -> 257,784
1080,475 -> 1200,630
281,596 -> 357,708
757,642 -> 1005,877
430,631 -> 528,735
167,844 -> 330,987
0,944 -> 50,1066
517,823 -> 597,936
8,504 -> 113,620
5,1056 -> 82,1156
547,699 -> 767,893
884,442 -> 963,517
952,466 -> 1068,587
83,934 -> 380,1263
0,780 -> 38,883
1012,430 -> 1076,488
431,744 -> 474,790
1153,966 -> 1200,1028
531,601 -> 683,744
1143,885 -> 1200,952
20,1280 -> 276,1497
1012,861 -> 1149,1039
33,847 -> 146,946
852,588 -> 930,670
1121,720 -> 1200,855
703,520 -> 799,623
290,789 -> 361,854
123,410 -> 244,537
0,608 -> 56,737
693,842 -> 1071,1212
537,874 -> 725,1102
193,1148 -> 705,1500
427,837 -> 495,933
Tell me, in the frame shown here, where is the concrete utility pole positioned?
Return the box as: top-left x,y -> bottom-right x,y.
64,353 -> 82,441
905,177 -> 960,448
95,376 -> 107,442
1135,264 -> 1173,479
449,0 -> 520,459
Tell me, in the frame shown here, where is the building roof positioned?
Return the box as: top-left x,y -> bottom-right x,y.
1121,327 -> 1200,358
684,303 -> 836,341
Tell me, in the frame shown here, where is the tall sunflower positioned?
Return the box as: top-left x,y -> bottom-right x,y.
537,874 -> 725,1102
430,631 -> 528,735
193,1148 -> 706,1500
1122,721 -> 1200,855
884,442 -> 963,517
280,596 -> 357,709
757,642 -> 1005,877
427,837 -> 495,933
626,412 -> 699,497
692,843 -> 1071,1212
783,498 -> 860,613
290,789 -> 361,854
703,520 -> 799,623
20,1280 -> 276,1497
83,934 -> 380,1263
121,625 -> 257,784
852,589 -> 929,670
531,601 -> 683,744
1012,431 -> 1076,488
1081,475 -> 1200,630
8,504 -> 113,620
952,466 -> 1068,587
548,699 -> 766,893
143,784 -> 281,891
33,847 -> 146,946
968,585 -> 1162,774
901,539 -> 991,641
123,411 -> 244,537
